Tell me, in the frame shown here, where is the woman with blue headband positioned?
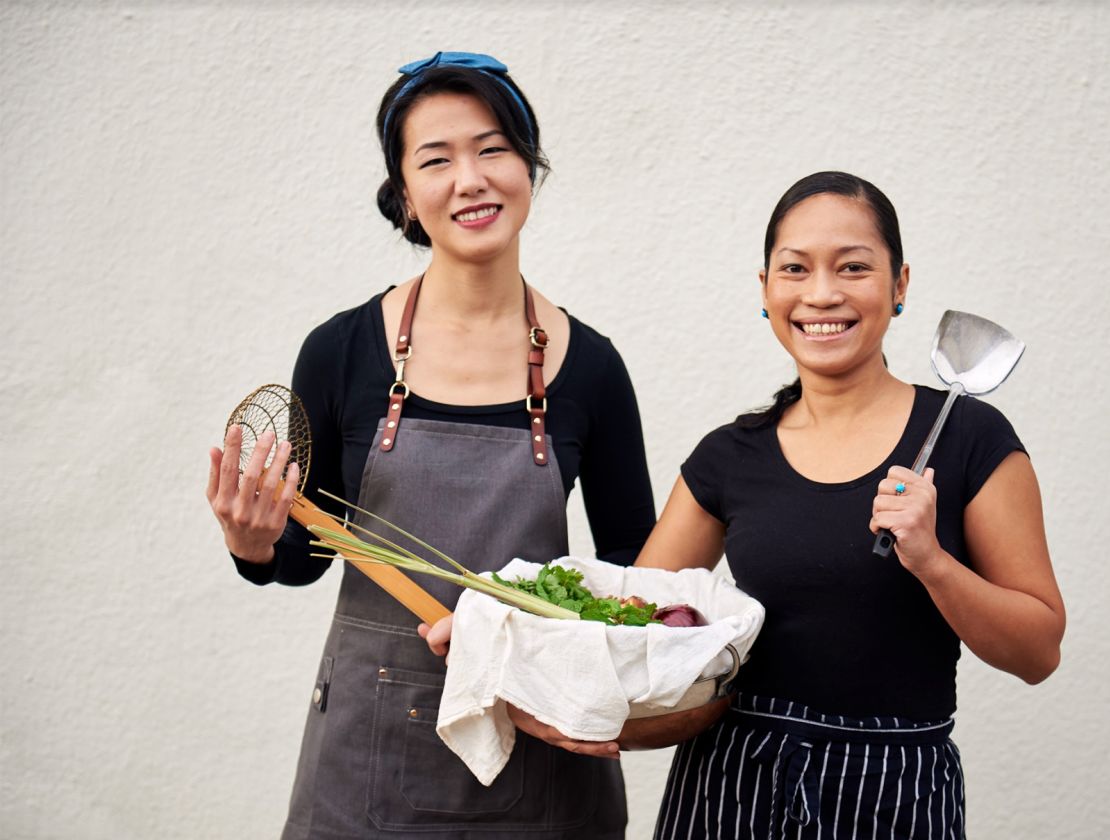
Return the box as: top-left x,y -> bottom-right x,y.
206,52 -> 655,838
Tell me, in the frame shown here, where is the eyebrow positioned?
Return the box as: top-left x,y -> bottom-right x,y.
414,129 -> 505,155
775,245 -> 876,257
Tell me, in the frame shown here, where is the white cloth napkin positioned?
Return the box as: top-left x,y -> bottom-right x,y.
436,556 -> 765,785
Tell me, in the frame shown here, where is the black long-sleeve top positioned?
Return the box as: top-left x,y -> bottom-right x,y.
235,291 -> 657,586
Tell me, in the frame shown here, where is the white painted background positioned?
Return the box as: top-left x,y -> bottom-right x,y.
3,1 -> 1108,838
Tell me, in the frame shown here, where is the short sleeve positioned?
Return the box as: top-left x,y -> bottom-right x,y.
958,396 -> 1027,502
680,426 -> 732,523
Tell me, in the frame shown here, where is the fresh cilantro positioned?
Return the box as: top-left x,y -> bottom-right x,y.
495,564 -> 660,625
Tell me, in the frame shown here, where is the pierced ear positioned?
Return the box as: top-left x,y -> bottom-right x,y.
400,184 -> 415,220
896,263 -> 910,298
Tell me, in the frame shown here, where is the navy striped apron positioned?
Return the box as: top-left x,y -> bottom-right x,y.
654,694 -> 964,840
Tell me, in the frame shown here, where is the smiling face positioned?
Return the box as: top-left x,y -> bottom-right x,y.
761,192 -> 909,381
398,92 -> 532,267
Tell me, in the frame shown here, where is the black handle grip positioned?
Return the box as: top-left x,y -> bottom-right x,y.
873,528 -> 896,558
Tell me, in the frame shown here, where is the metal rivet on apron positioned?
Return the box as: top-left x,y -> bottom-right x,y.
536,452 -> 544,460
533,417 -> 541,424
399,335 -> 407,342
383,438 -> 392,446
391,403 -> 400,411
312,687 -> 323,704
408,708 -> 419,719
534,435 -> 542,442
387,420 -> 396,428
378,667 -> 388,677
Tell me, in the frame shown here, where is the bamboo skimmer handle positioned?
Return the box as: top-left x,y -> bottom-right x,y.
286,489 -> 451,624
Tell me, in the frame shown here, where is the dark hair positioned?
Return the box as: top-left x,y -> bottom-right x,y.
763,171 -> 903,276
375,66 -> 549,247
740,171 -> 903,429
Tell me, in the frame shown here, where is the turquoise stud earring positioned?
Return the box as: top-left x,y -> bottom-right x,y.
761,308 -> 768,319
894,302 -> 904,316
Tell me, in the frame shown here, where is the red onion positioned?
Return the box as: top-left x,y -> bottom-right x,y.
653,604 -> 709,627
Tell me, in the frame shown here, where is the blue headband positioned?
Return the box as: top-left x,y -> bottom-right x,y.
382,51 -> 536,174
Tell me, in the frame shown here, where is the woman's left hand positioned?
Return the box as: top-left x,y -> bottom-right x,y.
870,466 -> 943,576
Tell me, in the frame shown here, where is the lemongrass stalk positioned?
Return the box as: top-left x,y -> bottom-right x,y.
308,527 -> 579,620
318,489 -> 468,575
311,501 -> 572,618
312,506 -> 438,570
309,526 -> 415,564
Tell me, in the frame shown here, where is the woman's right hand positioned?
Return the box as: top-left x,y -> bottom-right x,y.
206,424 -> 299,563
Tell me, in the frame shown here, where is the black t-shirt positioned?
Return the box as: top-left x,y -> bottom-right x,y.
681,385 -> 1025,721
236,291 -> 656,586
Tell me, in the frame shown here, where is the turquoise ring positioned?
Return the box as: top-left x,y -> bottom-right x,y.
895,482 -> 906,495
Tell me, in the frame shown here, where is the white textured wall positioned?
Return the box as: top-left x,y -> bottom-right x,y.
3,1 -> 1108,838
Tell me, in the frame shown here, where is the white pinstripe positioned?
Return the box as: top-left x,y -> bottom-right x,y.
850,743 -> 870,839
750,763 -> 764,838
908,747 -> 921,839
660,738 -> 695,840
773,734 -> 792,840
871,744 -> 889,840
833,743 -> 850,837
941,745 -> 950,834
796,749 -> 814,828
890,745 -> 905,840
954,744 -> 966,838
698,724 -> 727,840
716,725 -> 739,840
732,730 -> 755,839
689,745 -> 709,840
816,741 -> 832,840
927,746 -> 938,838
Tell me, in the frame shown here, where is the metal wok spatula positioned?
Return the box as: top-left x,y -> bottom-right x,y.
873,310 -> 1026,558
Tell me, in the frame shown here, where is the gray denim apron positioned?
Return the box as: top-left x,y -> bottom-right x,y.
281,417 -> 628,839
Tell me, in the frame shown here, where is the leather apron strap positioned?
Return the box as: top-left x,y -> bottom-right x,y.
380,274 -> 550,465
524,285 -> 549,465
379,274 -> 420,452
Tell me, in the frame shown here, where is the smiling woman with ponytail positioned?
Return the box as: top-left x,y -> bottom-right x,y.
500,170 -> 1064,840
635,171 -> 1064,839
206,51 -> 654,839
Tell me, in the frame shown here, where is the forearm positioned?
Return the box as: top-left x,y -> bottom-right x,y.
914,550 -> 1064,684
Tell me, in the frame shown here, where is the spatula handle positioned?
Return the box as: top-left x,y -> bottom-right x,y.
873,528 -> 897,557
872,385 -> 964,558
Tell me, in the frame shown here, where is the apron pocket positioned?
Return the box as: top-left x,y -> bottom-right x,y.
369,665 -> 527,828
